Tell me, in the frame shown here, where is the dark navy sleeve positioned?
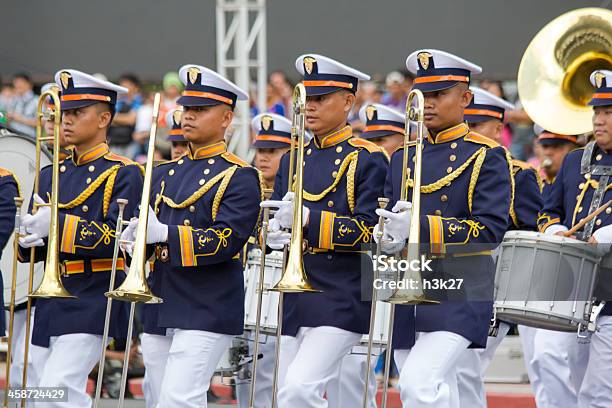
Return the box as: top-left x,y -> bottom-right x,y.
306,150 -> 388,250
56,164 -> 143,257
0,173 -> 19,251
167,166 -> 262,267
538,154 -> 569,232
512,167 -> 542,230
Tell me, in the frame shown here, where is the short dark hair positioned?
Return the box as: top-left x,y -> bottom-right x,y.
13,72 -> 32,84
119,73 -> 141,89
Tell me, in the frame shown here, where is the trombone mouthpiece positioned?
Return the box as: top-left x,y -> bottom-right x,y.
378,197 -> 389,209
542,158 -> 553,168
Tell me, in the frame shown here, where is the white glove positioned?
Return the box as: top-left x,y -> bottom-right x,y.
120,218 -> 137,256
260,192 -> 309,230
592,225 -> 612,256
266,230 -> 291,250
19,194 -> 50,248
123,207 -> 168,245
373,223 -> 405,254
544,224 -> 569,236
375,200 -> 412,244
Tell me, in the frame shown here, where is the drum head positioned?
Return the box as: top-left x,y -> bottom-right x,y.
0,132 -> 49,306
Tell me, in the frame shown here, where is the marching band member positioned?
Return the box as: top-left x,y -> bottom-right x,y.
235,112 -> 292,408
0,167 -> 18,337
376,49 -> 512,408
167,108 -> 189,160
41,82 -> 72,160
538,69 -> 612,408
455,86 -> 542,407
129,64 -> 262,407
536,124 -> 579,189
326,103 -> 406,408
261,54 -> 388,407
18,69 -> 143,407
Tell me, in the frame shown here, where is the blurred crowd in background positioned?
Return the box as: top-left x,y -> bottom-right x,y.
0,69 -> 543,167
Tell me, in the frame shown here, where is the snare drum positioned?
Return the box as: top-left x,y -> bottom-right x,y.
0,132 -> 47,306
243,249 -> 283,335
494,231 -> 601,332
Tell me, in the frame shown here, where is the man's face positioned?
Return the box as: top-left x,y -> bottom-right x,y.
12,78 -> 31,95
541,142 -> 575,178
468,119 -> 503,143
305,91 -> 353,136
368,133 -> 404,156
593,105 -> 612,152
423,85 -> 472,132
171,141 -> 189,159
387,82 -> 403,98
120,80 -> 138,96
254,147 -> 289,184
61,104 -> 110,146
182,104 -> 233,145
44,108 -> 68,148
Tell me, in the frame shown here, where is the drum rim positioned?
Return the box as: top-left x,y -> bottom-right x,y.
0,131 -> 53,161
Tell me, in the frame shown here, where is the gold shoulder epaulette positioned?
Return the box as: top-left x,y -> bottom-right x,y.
511,159 -> 532,172
348,137 -> 385,154
105,152 -> 136,166
0,167 -> 15,178
222,151 -> 250,167
464,132 -> 500,148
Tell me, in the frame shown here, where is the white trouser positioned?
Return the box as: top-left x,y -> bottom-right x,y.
8,308 -> 49,389
36,333 -> 102,408
517,325 -> 545,404
578,315 -> 612,407
278,326 -> 361,408
531,328 -> 588,408
236,333 -> 276,408
456,322 -> 511,408
326,352 -> 378,408
141,333 -> 172,408
158,329 -> 232,408
397,331 -> 470,408
394,348 -> 410,373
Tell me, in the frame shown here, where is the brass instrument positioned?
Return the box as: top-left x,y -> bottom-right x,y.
4,197 -> 23,408
93,198 -> 128,408
270,83 -> 320,408
518,7 -> 612,135
381,89 -> 437,408
104,92 -> 163,408
21,89 -> 75,407
362,197 -> 389,408
248,188 -> 273,408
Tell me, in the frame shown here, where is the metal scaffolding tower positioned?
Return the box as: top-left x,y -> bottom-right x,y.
216,0 -> 267,161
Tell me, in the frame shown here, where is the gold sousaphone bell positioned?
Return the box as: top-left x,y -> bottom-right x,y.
518,7 -> 612,136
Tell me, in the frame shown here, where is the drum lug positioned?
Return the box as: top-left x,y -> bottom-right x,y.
488,310 -> 500,337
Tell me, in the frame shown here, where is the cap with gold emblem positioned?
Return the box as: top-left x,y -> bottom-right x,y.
295,54 -> 370,96
589,69 -> 612,107
464,87 -> 514,123
251,112 -> 312,149
166,109 -> 186,142
358,103 -> 405,139
406,49 -> 481,93
177,64 -> 248,108
54,69 -> 128,111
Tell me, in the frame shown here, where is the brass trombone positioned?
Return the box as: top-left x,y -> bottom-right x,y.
97,92 -> 163,408
380,89 -> 438,408
269,83 -> 320,408
20,89 -> 76,407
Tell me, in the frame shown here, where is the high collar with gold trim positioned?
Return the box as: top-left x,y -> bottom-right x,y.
71,143 -> 109,166
426,123 -> 470,144
313,125 -> 353,149
188,141 -> 227,160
